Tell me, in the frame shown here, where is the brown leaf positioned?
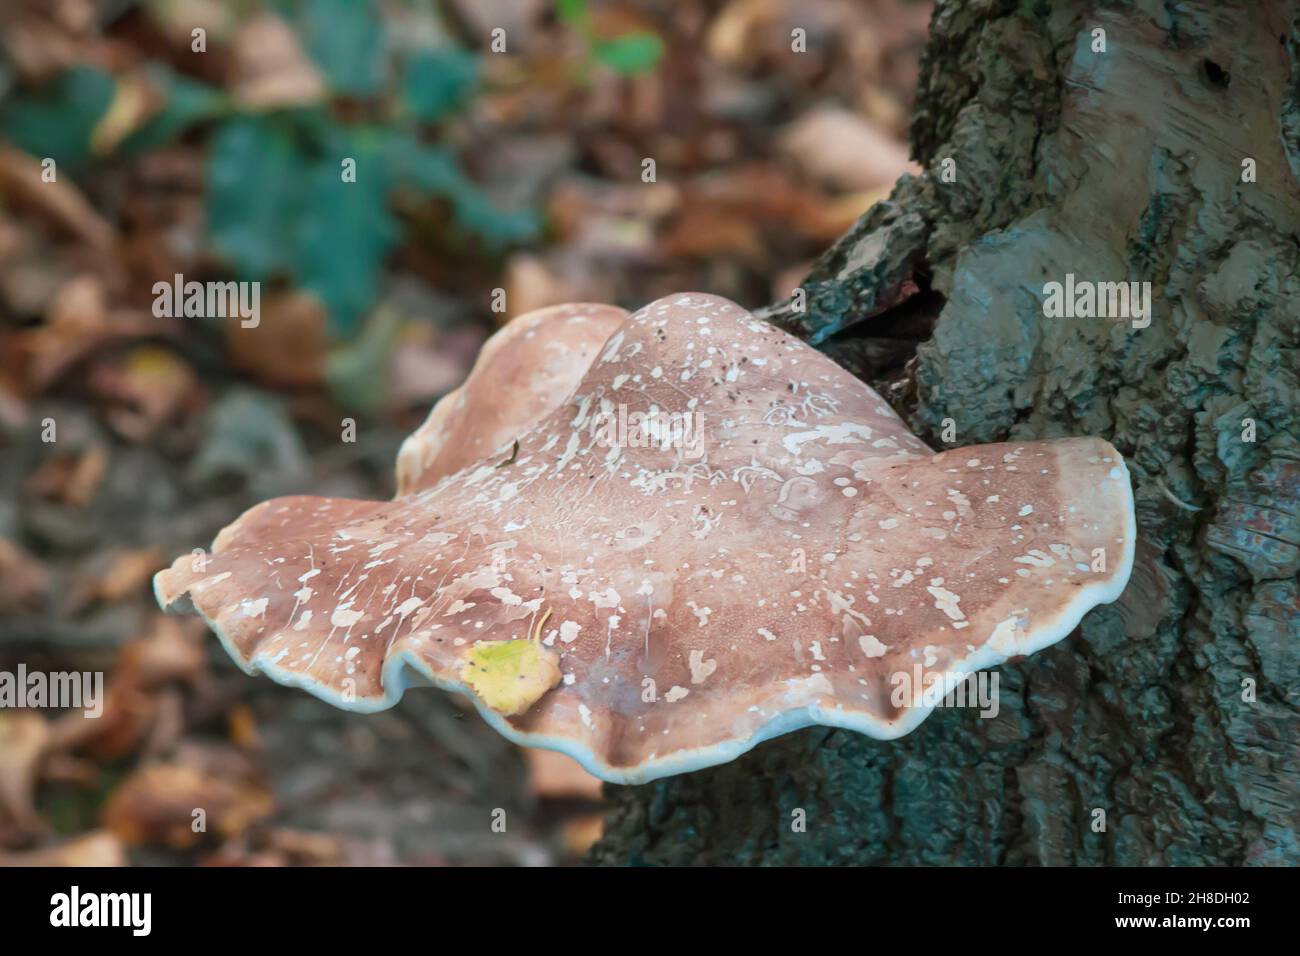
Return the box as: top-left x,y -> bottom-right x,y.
226,703 -> 260,752
0,831 -> 126,867
46,617 -> 203,761
0,538 -> 50,613
115,615 -> 206,690
91,345 -> 200,442
660,206 -> 766,263
546,177 -> 677,248
561,813 -> 605,857
706,0 -> 779,67
102,760 -> 274,850
224,290 -> 329,389
143,0 -> 239,47
261,828 -> 343,865
16,274 -> 163,392
72,547 -> 166,608
386,322 -> 484,410
448,0 -> 547,47
90,70 -> 163,157
778,105 -> 919,193
503,253 -> 617,321
524,747 -> 604,801
24,444 -> 110,508
0,1 -> 98,83
231,14 -> 326,110
0,713 -> 49,835
858,85 -> 910,139
0,146 -> 115,251
661,165 -> 865,261
771,258 -> 816,303
52,683 -> 156,762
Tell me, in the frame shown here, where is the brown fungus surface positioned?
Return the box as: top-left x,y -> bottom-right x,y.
155,294 -> 1135,783
396,302 -> 628,494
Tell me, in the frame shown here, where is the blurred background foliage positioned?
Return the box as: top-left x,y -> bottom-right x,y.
3,0 -> 584,340
0,0 -> 930,865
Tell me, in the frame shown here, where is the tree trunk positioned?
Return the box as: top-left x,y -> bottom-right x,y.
590,0 -> 1299,866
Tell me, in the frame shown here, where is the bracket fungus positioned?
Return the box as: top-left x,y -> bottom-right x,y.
155,294 -> 1135,784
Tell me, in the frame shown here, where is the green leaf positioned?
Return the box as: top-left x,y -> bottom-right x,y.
120,66 -> 229,153
448,187 -> 542,250
387,136 -> 461,194
206,117 -> 305,277
324,306 -> 403,412
401,47 -> 478,123
555,0 -> 591,29
388,134 -> 541,250
0,67 -> 116,167
300,0 -> 386,97
295,130 -> 397,336
206,115 -> 533,339
593,31 -> 664,75
207,117 -> 399,336
461,637 -> 561,716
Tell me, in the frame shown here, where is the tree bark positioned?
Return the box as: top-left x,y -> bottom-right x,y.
591,0 -> 1299,866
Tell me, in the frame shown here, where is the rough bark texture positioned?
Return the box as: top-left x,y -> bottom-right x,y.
591,0 -> 1299,866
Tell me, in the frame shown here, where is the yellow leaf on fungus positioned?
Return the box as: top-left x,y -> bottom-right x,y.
462,639 -> 561,717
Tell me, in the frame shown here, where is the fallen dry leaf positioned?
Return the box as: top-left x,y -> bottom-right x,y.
232,13 -> 326,110
0,146 -> 115,251
143,0 -> 239,47
524,748 -> 604,801
448,0 -> 547,47
771,258 -> 815,303
387,322 -> 483,410
115,615 -> 206,690
92,345 -> 200,442
227,703 -> 260,752
778,104 -> 919,193
503,252 -> 617,321
0,712 -> 49,835
546,176 -> 677,249
48,615 -> 203,759
262,827 -> 343,864
225,290 -> 329,389
660,205 -> 766,262
52,682 -> 157,762
16,274 -> 164,391
102,760 -> 274,850
0,1 -> 99,82
0,378 -> 27,430
562,813 -> 605,857
0,538 -> 50,613
198,842 -> 286,867
706,0 -> 778,67
73,547 -> 166,608
40,753 -> 99,787
90,69 -> 163,157
24,444 -> 110,508
0,830 -> 126,867
661,164 -> 865,261
858,85 -> 911,138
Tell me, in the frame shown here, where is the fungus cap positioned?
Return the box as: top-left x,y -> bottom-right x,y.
396,303 -> 627,493
156,294 -> 1136,784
